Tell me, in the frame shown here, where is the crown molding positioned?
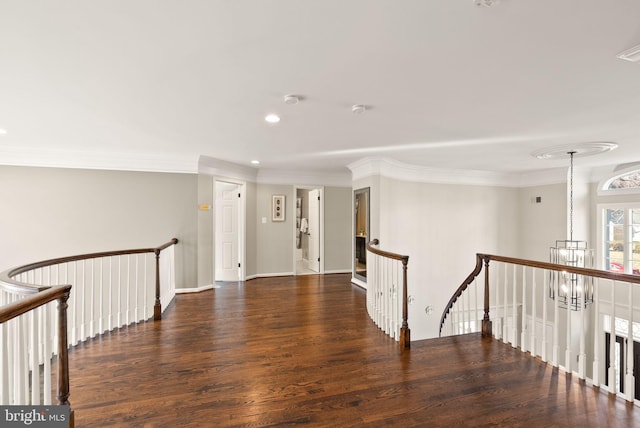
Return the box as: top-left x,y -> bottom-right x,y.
348,157 -> 584,188
0,146 -> 197,174
348,157 -> 519,187
197,156 -> 351,187
198,155 -> 258,182
257,168 -> 351,187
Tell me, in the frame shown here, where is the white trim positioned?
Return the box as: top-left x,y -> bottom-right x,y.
293,185 -> 325,276
252,272 -> 295,278
199,156 -> 258,182
348,157 -> 570,188
351,277 -> 367,289
597,163 -> 640,196
0,145 -> 197,174
175,284 -> 220,294
245,274 -> 258,281
198,156 -> 351,187
324,269 -> 352,274
259,169 -> 351,187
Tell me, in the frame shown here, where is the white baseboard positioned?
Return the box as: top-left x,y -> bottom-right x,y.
351,277 -> 367,290
246,272 -> 294,280
324,269 -> 351,274
175,284 -> 220,294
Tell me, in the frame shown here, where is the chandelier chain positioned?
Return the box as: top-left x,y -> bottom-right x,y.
569,151 -> 575,242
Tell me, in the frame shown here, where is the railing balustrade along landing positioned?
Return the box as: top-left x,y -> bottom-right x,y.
0,238 -> 179,426
440,253 -> 640,404
365,239 -> 410,350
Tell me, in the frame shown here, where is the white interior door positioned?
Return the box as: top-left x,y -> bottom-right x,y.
308,189 -> 320,272
215,182 -> 239,281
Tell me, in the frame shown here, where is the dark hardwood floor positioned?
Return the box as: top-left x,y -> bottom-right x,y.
68,274 -> 638,427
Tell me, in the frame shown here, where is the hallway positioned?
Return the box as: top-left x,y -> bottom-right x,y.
68,274 -> 637,427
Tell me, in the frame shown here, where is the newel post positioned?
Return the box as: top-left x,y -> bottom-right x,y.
154,249 -> 162,321
57,290 -> 75,427
481,255 -> 492,337
399,257 -> 411,350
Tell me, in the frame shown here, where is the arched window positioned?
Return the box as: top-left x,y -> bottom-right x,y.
608,171 -> 640,190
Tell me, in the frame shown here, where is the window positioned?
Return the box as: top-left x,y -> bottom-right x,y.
603,207 -> 640,275
608,171 -> 640,190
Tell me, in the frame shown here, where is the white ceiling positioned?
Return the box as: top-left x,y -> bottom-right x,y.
1,1 -> 640,179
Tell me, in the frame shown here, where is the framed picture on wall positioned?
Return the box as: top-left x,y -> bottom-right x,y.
272,194 -> 285,222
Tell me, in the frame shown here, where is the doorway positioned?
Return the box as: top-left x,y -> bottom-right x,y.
354,187 -> 369,282
294,186 -> 323,275
215,180 -> 244,282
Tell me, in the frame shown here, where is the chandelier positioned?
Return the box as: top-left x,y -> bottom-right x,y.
549,151 -> 595,310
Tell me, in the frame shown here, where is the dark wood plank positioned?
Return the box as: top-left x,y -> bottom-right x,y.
67,274 -> 638,427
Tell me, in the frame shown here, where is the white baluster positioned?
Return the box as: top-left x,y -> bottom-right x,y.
531,268 -> 537,356
143,255 -> 148,319
0,320 -> 7,404
80,260 -> 86,342
521,266 -> 528,353
578,281 -> 586,380
43,304 -> 51,405
626,281 -> 634,401
30,309 -> 40,404
553,271 -> 560,367
474,277 -> 479,333
108,257 -> 113,330
608,280 -> 616,393
511,264 -> 517,347
126,255 -> 131,325
117,256 -> 122,328
592,278 -> 600,387
502,264 -> 507,341
565,279 -> 572,373
135,254 -> 140,322
89,259 -> 97,337
541,269 -> 548,363
99,258 -> 104,334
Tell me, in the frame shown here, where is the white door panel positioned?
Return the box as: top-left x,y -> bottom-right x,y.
216,182 -> 239,281
308,189 -> 320,272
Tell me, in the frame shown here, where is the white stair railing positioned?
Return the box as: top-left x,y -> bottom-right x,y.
440,253 -> 640,404
365,239 -> 410,350
0,238 -> 178,410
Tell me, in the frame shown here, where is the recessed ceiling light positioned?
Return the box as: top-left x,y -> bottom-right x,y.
0,129 -> 7,135
265,114 -> 280,123
251,160 -> 260,165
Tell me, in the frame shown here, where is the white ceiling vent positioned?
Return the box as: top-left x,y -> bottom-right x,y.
617,44 -> 640,63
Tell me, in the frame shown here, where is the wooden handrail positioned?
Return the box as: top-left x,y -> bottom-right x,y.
0,284 -> 74,425
0,238 -> 178,425
480,253 -> 640,284
438,254 -> 484,337
366,239 -> 409,263
367,239 -> 410,350
0,285 -> 71,323
0,238 -> 179,294
438,253 -> 640,337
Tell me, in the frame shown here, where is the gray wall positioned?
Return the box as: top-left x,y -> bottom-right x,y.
0,165 -> 198,288
324,186 -> 352,272
197,174 -> 214,286
518,183 -> 567,262
256,184 -> 294,275
372,176 -> 520,340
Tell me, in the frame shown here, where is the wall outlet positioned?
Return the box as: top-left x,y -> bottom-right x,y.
261,217 -> 267,224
